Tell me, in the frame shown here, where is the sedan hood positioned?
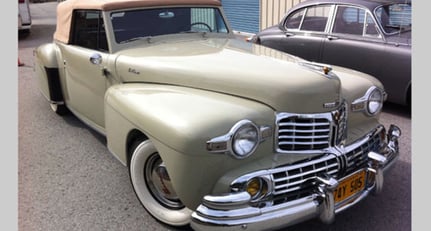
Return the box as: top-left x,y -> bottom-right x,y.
114,38 -> 341,113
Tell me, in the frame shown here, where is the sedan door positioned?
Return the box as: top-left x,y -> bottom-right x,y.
58,10 -> 110,131
321,5 -> 385,79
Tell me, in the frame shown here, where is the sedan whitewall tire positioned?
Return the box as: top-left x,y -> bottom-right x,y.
129,139 -> 192,226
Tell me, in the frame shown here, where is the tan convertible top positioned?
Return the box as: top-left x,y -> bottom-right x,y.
54,0 -> 222,43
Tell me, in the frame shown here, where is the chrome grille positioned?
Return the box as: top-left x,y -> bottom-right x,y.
276,114 -> 332,152
344,132 -> 381,175
269,130 -> 383,205
276,103 -> 348,153
269,155 -> 339,204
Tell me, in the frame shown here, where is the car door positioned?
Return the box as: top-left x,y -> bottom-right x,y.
277,5 -> 332,62
59,10 -> 109,131
321,5 -> 385,79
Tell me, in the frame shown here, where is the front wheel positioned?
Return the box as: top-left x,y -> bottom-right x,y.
129,139 -> 192,226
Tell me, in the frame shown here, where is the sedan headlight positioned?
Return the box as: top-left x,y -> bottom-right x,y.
231,121 -> 259,158
206,120 -> 272,159
352,86 -> 386,116
367,87 -> 384,115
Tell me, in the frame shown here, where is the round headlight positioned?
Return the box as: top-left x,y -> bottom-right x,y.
231,121 -> 259,158
367,87 -> 384,115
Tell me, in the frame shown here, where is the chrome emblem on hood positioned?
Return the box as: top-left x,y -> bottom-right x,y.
128,68 -> 140,75
323,101 -> 340,108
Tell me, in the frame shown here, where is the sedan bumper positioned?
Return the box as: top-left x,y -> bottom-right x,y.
191,125 -> 401,231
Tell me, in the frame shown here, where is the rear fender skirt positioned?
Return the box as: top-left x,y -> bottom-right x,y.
45,67 -> 64,102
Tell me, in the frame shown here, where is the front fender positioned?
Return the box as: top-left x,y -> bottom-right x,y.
104,83 -> 275,208
333,65 -> 384,137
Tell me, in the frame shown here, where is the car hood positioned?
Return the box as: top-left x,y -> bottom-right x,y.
114,38 -> 342,113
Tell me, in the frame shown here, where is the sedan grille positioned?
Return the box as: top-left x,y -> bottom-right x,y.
277,116 -> 331,151
269,129 -> 383,205
269,154 -> 339,204
276,103 -> 347,153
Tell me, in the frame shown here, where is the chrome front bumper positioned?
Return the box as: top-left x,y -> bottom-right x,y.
190,125 -> 401,231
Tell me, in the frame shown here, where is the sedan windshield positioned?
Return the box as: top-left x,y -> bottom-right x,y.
111,7 -> 229,43
375,3 -> 411,34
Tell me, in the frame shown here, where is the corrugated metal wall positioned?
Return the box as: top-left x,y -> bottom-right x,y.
222,0 -> 260,34
260,0 -> 305,30
221,0 -> 305,34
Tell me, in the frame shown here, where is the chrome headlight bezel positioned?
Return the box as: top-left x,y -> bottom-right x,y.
367,87 -> 384,115
206,120 -> 272,159
351,86 -> 386,116
231,120 -> 260,158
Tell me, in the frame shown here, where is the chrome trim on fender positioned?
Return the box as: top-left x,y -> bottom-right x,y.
351,86 -> 387,116
206,120 -> 272,157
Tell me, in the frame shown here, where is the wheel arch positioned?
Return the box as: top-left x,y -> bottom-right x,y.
126,129 -> 148,167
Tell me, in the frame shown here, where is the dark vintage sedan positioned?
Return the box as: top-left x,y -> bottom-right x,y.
251,0 -> 411,106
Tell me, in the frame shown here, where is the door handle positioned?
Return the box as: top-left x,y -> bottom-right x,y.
90,53 -> 103,65
285,32 -> 294,37
327,35 -> 339,40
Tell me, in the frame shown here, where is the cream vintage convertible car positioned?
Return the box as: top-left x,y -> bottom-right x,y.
34,0 -> 401,230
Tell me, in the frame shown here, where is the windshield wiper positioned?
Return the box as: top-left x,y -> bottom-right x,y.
179,30 -> 200,34
119,36 -> 152,44
179,31 -> 208,38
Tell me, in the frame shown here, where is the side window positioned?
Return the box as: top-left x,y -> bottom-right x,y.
284,9 -> 305,29
333,6 -> 379,37
300,5 -> 331,32
364,14 -> 379,36
71,10 -> 108,52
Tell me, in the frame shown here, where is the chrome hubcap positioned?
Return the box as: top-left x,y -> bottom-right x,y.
145,153 -> 184,209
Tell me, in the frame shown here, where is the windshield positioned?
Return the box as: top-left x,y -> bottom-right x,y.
111,7 -> 229,43
375,3 -> 411,34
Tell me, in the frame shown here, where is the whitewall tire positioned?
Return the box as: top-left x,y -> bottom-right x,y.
129,139 -> 192,226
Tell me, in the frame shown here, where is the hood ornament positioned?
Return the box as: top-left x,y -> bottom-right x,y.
299,61 -> 334,77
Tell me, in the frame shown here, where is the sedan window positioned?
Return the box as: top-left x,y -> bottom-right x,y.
284,9 -> 305,29
284,5 -> 331,32
375,3 -> 411,34
300,5 -> 331,32
332,6 -> 379,37
71,10 -> 108,51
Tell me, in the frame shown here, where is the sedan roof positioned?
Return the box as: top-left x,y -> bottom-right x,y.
291,0 -> 411,11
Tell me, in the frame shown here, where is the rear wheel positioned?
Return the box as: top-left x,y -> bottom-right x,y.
129,139 -> 192,226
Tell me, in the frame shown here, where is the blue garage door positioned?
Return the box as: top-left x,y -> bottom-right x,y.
221,0 -> 260,34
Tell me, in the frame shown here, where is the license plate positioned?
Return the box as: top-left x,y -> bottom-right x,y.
333,170 -> 366,203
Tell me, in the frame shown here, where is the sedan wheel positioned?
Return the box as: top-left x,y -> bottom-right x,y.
129,139 -> 192,226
